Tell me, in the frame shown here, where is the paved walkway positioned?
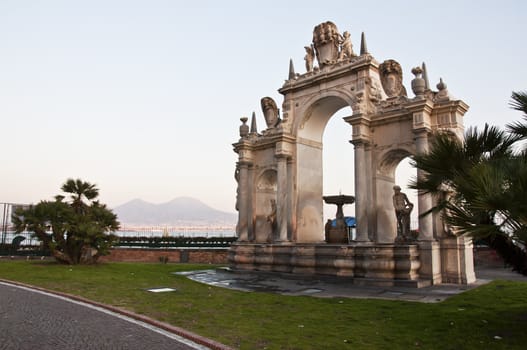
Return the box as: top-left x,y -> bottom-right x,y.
0,282 -> 214,350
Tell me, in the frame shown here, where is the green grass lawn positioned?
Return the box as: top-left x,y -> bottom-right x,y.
0,260 -> 526,349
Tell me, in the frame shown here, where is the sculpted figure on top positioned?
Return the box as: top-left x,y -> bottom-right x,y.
310,22 -> 357,71
379,59 -> 407,98
261,97 -> 281,129
304,45 -> 315,72
338,31 -> 355,60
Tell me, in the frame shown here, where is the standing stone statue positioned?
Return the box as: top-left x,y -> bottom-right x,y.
338,31 -> 355,60
267,199 -> 277,235
234,166 -> 240,211
304,45 -> 314,72
393,185 -> 414,242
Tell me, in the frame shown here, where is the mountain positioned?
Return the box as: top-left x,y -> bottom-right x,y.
113,197 -> 237,226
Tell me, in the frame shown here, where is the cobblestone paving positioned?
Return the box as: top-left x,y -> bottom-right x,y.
0,283 -> 209,350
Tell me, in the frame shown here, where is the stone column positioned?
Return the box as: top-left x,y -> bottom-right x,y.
352,140 -> 369,242
414,132 -> 434,241
287,158 -> 295,241
276,155 -> 289,242
237,162 -> 251,241
414,130 -> 441,284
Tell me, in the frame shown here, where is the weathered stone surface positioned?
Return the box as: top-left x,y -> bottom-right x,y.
231,21 -> 474,286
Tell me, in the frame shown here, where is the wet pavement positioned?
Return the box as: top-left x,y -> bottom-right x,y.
176,266 -> 527,303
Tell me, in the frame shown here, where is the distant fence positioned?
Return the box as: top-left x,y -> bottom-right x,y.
117,226 -> 236,238
112,226 -> 237,248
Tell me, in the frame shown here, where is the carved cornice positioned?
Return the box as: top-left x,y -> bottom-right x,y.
279,55 -> 378,95
234,133 -> 297,154
432,99 -> 469,116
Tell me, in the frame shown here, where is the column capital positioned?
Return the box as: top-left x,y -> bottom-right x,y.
275,140 -> 293,159
237,160 -> 253,168
275,153 -> 290,160
413,128 -> 431,138
349,139 -> 370,147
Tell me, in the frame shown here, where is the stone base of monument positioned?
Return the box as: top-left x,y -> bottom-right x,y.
229,242 -> 435,287
326,227 -> 349,244
440,236 -> 476,284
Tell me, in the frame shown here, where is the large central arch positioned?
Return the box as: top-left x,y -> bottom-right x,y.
230,21 -> 475,286
295,94 -> 351,242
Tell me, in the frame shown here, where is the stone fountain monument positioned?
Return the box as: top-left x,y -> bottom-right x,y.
230,21 -> 475,286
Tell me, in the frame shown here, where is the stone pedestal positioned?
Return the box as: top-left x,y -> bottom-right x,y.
229,242 -> 424,287
440,236 -> 476,284
326,227 -> 349,244
417,241 -> 442,284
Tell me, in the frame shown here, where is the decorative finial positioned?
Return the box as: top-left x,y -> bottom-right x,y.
436,78 -> 450,100
288,59 -> 296,80
422,62 -> 430,90
411,66 -> 425,97
360,32 -> 368,55
251,112 -> 258,134
411,66 -> 423,76
250,112 -> 258,134
239,117 -> 249,138
436,78 -> 447,91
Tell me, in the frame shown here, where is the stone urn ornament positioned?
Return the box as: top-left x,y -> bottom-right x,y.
239,117 -> 249,137
411,66 -> 426,97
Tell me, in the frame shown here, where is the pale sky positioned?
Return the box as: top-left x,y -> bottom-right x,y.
1,0 -> 526,215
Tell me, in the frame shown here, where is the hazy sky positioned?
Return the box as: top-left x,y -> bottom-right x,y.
1,0 -> 526,215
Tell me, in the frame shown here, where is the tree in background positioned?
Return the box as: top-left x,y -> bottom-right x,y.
411,91 -> 527,275
12,179 -> 119,264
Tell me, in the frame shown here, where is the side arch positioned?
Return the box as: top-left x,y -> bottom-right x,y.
374,147 -> 415,242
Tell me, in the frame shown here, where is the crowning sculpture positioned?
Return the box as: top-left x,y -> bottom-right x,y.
231,21 -> 475,286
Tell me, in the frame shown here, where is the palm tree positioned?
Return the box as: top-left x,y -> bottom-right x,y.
508,91 -> 527,139
411,93 -> 527,275
61,178 -> 99,214
13,179 -> 119,264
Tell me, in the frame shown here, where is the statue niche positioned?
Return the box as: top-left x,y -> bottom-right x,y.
254,169 -> 277,242
379,59 -> 407,98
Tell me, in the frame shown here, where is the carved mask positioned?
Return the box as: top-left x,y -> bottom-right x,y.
261,97 -> 279,128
